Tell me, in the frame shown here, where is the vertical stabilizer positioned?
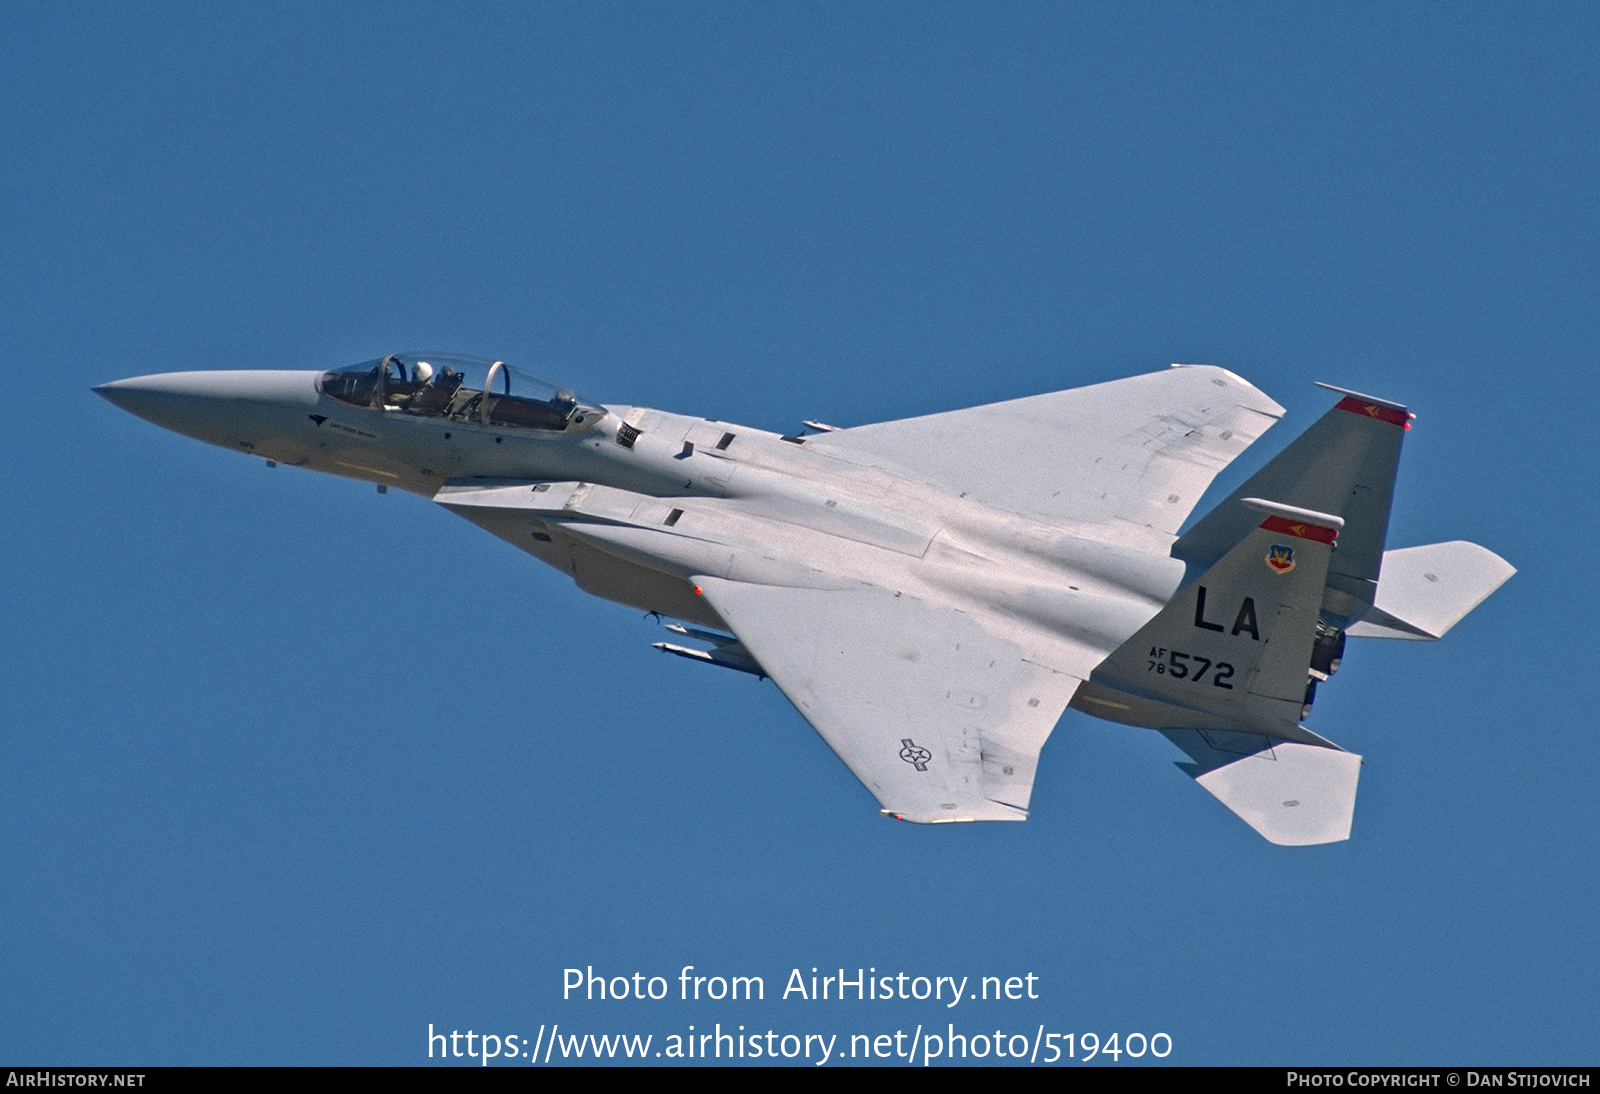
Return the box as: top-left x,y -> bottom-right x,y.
1174,387 -> 1409,615
1074,500 -> 1343,736
1075,500 -> 1363,844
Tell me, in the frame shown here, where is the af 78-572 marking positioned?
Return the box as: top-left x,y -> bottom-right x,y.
96,355 -> 1513,844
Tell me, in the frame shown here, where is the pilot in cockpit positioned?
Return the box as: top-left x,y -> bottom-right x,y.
407,360 -> 465,414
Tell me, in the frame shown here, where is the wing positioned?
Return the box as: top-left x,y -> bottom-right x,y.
693,577 -> 1085,822
806,365 -> 1284,537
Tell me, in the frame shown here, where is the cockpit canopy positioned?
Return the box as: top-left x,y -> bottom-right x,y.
319,353 -> 606,433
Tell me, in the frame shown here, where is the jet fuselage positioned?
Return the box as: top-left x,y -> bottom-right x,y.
95,364 -> 1181,659
98,353 -> 1511,842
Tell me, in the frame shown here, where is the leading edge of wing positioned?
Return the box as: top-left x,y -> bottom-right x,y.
806,365 -> 1284,536
692,577 -> 1082,823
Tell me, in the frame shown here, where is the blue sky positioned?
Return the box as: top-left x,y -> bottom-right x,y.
3,2 -> 1595,1065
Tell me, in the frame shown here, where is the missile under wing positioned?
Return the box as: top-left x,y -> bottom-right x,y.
96,356 -> 1514,844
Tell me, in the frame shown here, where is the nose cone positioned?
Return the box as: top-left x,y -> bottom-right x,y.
95,369 -> 320,420
95,370 -> 322,450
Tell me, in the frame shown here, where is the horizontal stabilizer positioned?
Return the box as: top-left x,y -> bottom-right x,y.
1162,729 -> 1362,845
1347,541 -> 1516,640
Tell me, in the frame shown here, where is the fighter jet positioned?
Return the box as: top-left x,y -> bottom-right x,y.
95,354 -> 1512,844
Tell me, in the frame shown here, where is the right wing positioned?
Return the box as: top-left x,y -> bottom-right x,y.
692,577 -> 1087,823
807,365 -> 1283,538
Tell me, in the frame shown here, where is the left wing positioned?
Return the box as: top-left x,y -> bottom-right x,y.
693,577 -> 1084,822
